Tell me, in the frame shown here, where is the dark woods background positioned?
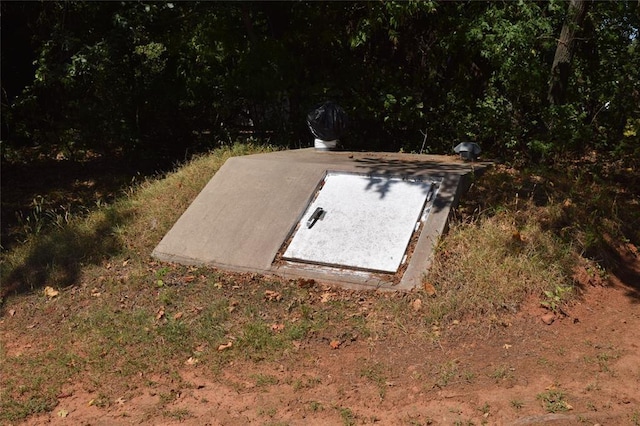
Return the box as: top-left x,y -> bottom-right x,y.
2,1 -> 639,165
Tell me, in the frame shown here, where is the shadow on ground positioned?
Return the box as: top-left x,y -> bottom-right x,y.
456,161 -> 640,303
0,207 -> 133,304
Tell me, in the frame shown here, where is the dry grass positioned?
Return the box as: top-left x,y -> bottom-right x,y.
426,208 -> 574,321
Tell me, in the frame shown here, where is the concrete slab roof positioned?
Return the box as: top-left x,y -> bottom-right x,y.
152,148 -> 489,291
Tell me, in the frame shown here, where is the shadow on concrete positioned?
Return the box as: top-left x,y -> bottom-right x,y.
352,156 -> 490,213
361,175 -> 433,200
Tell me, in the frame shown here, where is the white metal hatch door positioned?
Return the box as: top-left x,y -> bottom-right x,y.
282,172 -> 434,273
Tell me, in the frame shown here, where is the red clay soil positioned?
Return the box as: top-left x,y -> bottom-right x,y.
17,243 -> 639,426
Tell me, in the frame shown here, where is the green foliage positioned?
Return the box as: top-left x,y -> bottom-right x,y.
537,389 -> 571,413
541,285 -> 573,314
2,1 -> 638,159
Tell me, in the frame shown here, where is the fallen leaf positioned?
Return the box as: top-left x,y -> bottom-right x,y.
213,282 -> 223,289
297,278 -> 315,288
264,290 -> 281,302
57,409 -> 69,418
412,299 -> 422,312
183,275 -> 195,283
271,323 -> 285,333
156,308 -> 165,320
44,286 -> 59,298
115,397 -> 126,405
330,340 -> 341,349
185,357 -> 199,365
122,259 -> 130,267
9,309 -> 16,317
320,292 -> 334,303
503,344 -> 512,349
218,341 -> 233,351
423,282 -> 437,296
173,312 -> 184,320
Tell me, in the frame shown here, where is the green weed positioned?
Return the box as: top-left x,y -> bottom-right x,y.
434,360 -> 459,387
541,285 -> 572,314
490,365 -> 513,382
163,408 -> 193,420
537,389 -> 571,413
339,407 -> 356,426
359,362 -> 389,399
309,401 -> 323,412
252,373 -> 279,387
510,399 -> 524,409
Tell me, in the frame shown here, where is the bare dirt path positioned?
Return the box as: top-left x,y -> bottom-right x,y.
21,250 -> 639,426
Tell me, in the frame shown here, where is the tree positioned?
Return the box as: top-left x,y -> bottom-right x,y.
548,0 -> 590,106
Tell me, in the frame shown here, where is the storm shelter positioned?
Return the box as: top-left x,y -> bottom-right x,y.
152,149 -> 488,290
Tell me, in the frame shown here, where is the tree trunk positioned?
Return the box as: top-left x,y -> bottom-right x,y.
548,0 -> 589,106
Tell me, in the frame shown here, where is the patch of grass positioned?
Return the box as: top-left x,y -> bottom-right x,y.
585,382 -> 600,392
435,360 -> 459,387
1,143 -> 276,297
510,399 -> 524,409
583,349 -> 620,374
0,393 -> 57,423
537,357 -> 551,367
292,376 -> 321,391
158,390 -> 180,406
257,406 -> 278,417
463,370 -> 476,383
309,401 -> 323,412
338,407 -> 357,426
478,402 -> 490,415
490,365 -> 513,382
359,361 -> 389,399
537,389 -> 571,413
0,349 -> 84,422
238,321 -> 287,360
427,209 -> 575,322
163,408 -> 193,421
405,416 -> 434,425
251,373 -> 279,387
595,351 -> 619,374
